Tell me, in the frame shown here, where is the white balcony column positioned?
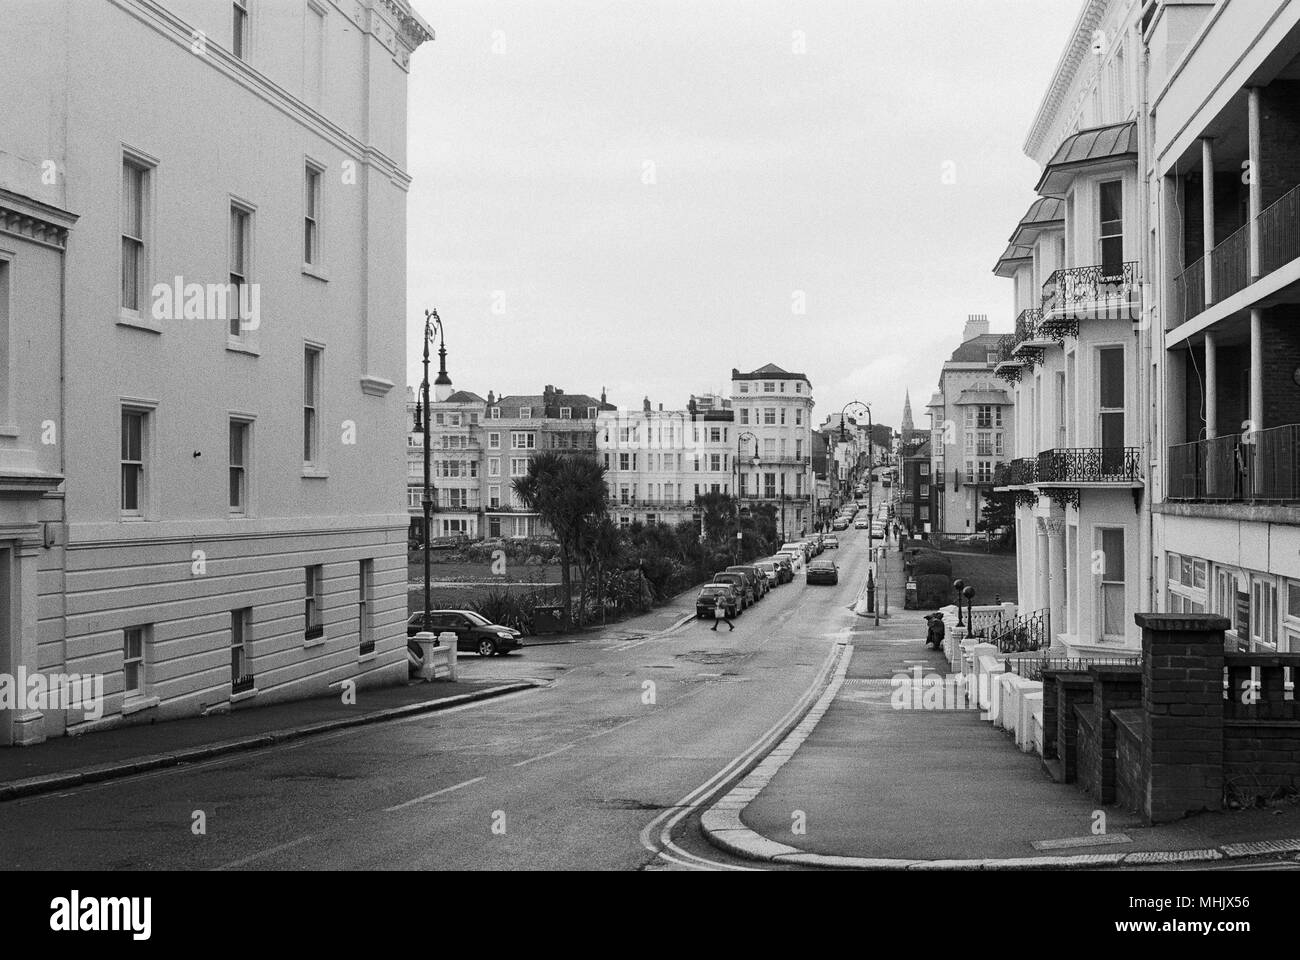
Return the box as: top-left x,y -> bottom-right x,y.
1248,86 -> 1263,281
1036,522 -> 1050,612
1204,331 -> 1218,439
1046,520 -> 1066,644
1202,137 -> 1216,305
1250,308 -> 1264,435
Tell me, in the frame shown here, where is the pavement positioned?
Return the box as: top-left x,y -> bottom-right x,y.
701,528 -> 1300,869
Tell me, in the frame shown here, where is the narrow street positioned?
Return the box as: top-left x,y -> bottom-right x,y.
0,528 -> 886,871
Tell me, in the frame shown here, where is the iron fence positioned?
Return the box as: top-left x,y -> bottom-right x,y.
232,673 -> 255,694
992,608 -> 1050,653
1004,655 -> 1139,682
1036,447 -> 1141,483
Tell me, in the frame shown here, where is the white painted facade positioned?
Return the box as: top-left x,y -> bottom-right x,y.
0,0 -> 431,744
730,365 -> 816,540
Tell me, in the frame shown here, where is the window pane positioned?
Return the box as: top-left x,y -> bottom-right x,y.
229,422 -> 244,466
1099,348 -> 1124,409
1100,181 -> 1123,226
121,238 -> 140,310
1101,529 -> 1124,579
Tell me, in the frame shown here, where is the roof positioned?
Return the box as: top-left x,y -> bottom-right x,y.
1035,121 -> 1138,197
953,388 -> 1011,406
732,364 -> 812,387
489,393 -> 614,419
946,334 -> 1006,365
993,242 -> 1034,277
445,390 -> 485,404
904,440 -> 931,460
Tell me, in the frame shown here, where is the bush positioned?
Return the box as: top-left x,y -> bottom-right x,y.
915,573 -> 952,608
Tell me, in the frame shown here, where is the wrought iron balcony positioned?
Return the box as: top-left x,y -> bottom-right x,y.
1040,262 -> 1141,327
1035,447 -> 1142,485
1008,458 -> 1038,486
992,608 -> 1050,654
992,462 -> 1011,488
1167,424 -> 1300,504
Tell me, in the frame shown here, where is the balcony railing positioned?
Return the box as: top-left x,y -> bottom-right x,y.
1210,222 -> 1251,305
1008,458 -> 1038,486
1014,308 -> 1043,346
231,673 -> 255,694
992,463 -> 1011,487
1036,447 -> 1142,484
1260,183 -> 1300,277
1041,262 -> 1141,322
1171,256 -> 1207,327
1167,424 -> 1300,503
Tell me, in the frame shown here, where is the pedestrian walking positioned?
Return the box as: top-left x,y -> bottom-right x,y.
710,595 -> 735,631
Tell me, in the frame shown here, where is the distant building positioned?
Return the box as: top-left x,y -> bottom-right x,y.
900,440 -> 934,534
927,315 -> 1015,536
731,364 -> 815,540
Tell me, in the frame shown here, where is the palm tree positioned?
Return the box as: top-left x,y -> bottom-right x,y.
512,452 -> 608,626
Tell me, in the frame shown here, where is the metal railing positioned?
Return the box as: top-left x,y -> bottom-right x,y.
992,608 -> 1050,654
1004,654 -> 1139,682
1211,223 -> 1251,304
992,463 -> 1011,487
1166,424 -> 1300,503
1008,458 -> 1038,486
1014,308 -> 1043,347
359,638 -> 375,656
1036,447 -> 1142,484
1171,255 -> 1206,327
232,673 -> 255,694
1041,262 -> 1141,321
1259,183 -> 1300,277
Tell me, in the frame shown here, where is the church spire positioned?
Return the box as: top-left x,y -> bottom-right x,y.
901,390 -> 914,436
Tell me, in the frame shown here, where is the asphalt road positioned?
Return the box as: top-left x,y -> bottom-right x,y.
0,526 -> 881,871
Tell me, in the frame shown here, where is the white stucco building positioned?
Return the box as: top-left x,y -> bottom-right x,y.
0,0 -> 431,744
730,364 -> 815,541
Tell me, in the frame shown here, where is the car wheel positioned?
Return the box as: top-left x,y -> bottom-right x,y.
477,638 -> 497,657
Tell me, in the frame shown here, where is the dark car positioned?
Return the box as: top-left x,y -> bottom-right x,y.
805,559 -> 839,585
726,565 -> 767,598
406,609 -> 521,656
712,572 -> 754,607
697,583 -> 741,618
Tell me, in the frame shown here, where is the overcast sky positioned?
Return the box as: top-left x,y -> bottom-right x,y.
405,0 -> 1082,428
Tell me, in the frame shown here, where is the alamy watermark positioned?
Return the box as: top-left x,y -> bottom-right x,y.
0,668 -> 104,722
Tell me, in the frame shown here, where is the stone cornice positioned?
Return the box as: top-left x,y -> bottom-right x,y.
375,0 -> 434,53
0,189 -> 79,250
1025,0 -> 1109,160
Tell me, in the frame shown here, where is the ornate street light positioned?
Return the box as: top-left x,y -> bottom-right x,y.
411,307 -> 445,645
953,578 -> 966,626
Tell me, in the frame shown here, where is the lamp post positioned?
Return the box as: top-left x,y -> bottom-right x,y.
736,430 -> 760,542
412,307 -> 445,646
840,400 -> 876,626
962,584 -> 976,632
953,578 -> 966,627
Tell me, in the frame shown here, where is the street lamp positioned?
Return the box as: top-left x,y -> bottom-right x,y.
412,307 -> 445,646
962,584 -> 976,632
953,578 -> 966,626
736,430 -> 763,541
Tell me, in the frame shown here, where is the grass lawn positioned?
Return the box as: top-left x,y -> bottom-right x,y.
940,549 -> 1019,605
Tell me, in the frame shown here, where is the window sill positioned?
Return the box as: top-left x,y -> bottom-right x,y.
302,262 -> 329,282
301,465 -> 329,479
230,688 -> 258,704
122,695 -> 159,716
117,310 -> 163,334
226,337 -> 260,357
303,635 -> 326,649
358,650 -> 377,664
0,424 -> 20,439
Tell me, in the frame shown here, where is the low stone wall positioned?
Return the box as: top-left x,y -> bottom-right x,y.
1224,721 -> 1300,797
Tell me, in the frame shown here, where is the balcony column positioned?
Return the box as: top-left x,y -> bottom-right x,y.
1250,308 -> 1264,434
1036,521 -> 1050,613
1204,332 -> 1218,439
1047,519 -> 1066,647
1248,87 -> 1262,282
1202,137 -> 1215,306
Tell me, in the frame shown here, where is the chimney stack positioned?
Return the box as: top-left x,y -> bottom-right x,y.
962,313 -> 990,342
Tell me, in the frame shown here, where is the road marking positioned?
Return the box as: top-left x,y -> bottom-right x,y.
215,835 -> 314,870
581,717 -> 641,740
511,743 -> 575,767
384,776 -> 485,812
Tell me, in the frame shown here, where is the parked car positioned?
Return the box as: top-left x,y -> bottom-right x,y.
696,583 -> 741,618
782,541 -> 812,562
766,555 -> 795,582
832,518 -> 850,531
725,565 -> 767,599
712,571 -> 755,607
405,610 -> 521,657
752,560 -> 780,587
805,559 -> 839,585
823,535 -> 839,549
774,549 -> 803,573
854,518 -> 870,529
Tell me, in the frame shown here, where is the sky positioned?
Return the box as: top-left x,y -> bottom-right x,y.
404,0 -> 1083,429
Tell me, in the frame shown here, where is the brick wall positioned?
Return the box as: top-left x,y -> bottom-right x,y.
1224,723 -> 1300,796
1052,672 -> 1094,783
1113,708 -> 1144,815
1076,706 -> 1099,799
1263,306 -> 1300,429
1259,81 -> 1300,210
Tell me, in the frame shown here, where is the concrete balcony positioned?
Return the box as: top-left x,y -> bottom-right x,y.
1167,424 -> 1300,505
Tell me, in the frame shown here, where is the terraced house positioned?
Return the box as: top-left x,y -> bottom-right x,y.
0,0 -> 431,745
993,0 -> 1149,655
731,364 -> 815,541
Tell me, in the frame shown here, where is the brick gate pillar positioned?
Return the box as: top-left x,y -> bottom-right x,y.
1136,613 -> 1228,824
